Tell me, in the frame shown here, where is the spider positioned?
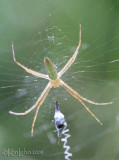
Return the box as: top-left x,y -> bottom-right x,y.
9,24 -> 112,136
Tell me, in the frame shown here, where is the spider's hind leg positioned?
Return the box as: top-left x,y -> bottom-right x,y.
58,23 -> 81,77
12,42 -> 49,79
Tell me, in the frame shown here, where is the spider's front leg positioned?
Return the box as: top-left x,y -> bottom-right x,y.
9,83 -> 51,116
9,82 -> 52,136
31,83 -> 52,136
60,80 -> 112,125
60,80 -> 112,106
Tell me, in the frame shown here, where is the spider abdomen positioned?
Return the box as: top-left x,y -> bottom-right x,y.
44,57 -> 58,80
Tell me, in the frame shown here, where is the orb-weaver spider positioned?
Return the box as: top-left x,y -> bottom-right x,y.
9,24 -> 112,136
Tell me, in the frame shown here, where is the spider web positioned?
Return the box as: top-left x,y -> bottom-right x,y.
0,0 -> 119,160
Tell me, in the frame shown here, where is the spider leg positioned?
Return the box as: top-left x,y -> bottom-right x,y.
58,23 -> 81,78
60,80 -> 112,125
9,82 -> 51,115
12,42 -> 49,80
60,80 -> 112,105
31,84 -> 52,136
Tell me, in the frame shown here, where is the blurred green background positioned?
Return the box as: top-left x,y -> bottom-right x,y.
0,0 -> 119,159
